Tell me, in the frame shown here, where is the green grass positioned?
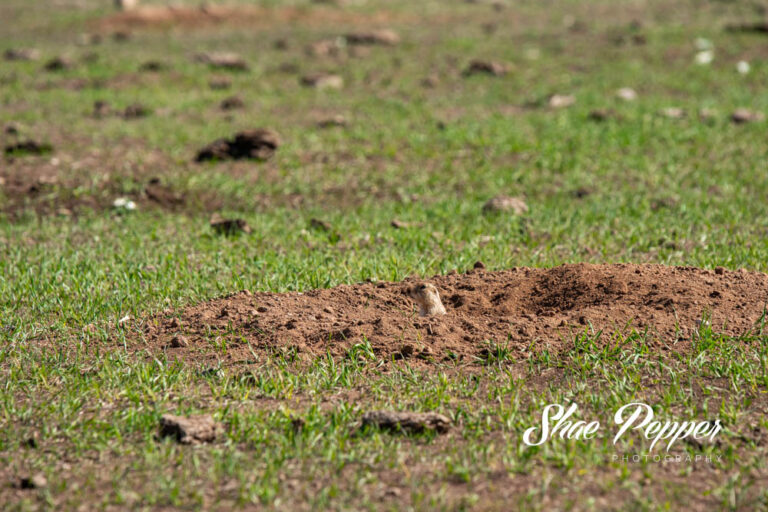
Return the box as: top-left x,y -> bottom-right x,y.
2,0 -> 768,509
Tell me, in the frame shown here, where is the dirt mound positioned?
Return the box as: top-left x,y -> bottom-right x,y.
142,264 -> 768,367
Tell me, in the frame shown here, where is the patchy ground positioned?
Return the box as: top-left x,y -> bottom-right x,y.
142,263 -> 768,367
4,0 -> 768,510
96,4 -> 412,32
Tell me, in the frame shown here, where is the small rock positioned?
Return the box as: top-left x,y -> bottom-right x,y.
195,52 -> 248,71
463,59 -> 509,77
548,94 -> 576,109
660,107 -> 685,119
731,109 -> 764,124
307,38 -> 344,57
345,29 -> 400,46
482,195 -> 528,215
210,216 -> 252,235
170,335 -> 188,348
220,96 -> 245,111
390,219 -> 411,229
616,87 -> 637,101
715,266 -> 726,275
301,73 -> 344,90
362,411 -> 451,434
158,414 -> 222,444
4,48 -> 40,61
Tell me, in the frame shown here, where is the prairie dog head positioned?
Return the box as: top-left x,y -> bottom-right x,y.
408,282 -> 447,317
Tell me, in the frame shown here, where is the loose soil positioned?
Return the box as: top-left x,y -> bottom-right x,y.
142,263 -> 768,368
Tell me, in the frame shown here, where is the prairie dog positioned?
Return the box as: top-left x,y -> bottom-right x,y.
408,283 -> 447,317
115,0 -> 139,10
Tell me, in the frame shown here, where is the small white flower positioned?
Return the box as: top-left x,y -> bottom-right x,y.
695,38 -> 713,50
695,50 -> 714,65
113,197 -> 137,211
737,60 -> 750,74
616,87 -> 637,101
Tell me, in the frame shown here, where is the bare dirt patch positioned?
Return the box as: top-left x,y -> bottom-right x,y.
96,5 -> 409,32
142,264 -> 768,367
0,136 -> 225,218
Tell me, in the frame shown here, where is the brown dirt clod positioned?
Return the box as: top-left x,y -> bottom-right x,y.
15,474 -> 47,490
731,109 -> 765,124
170,335 -> 189,348
4,140 -> 53,156
345,29 -> 400,46
317,115 -> 347,128
463,59 -> 509,77
158,414 -> 222,444
362,411 -> 452,434
196,129 -> 280,162
588,108 -> 621,122
220,96 -> 245,110
210,216 -> 252,236
44,56 -> 74,71
4,48 -> 41,61
194,52 -> 248,71
301,73 -> 344,90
